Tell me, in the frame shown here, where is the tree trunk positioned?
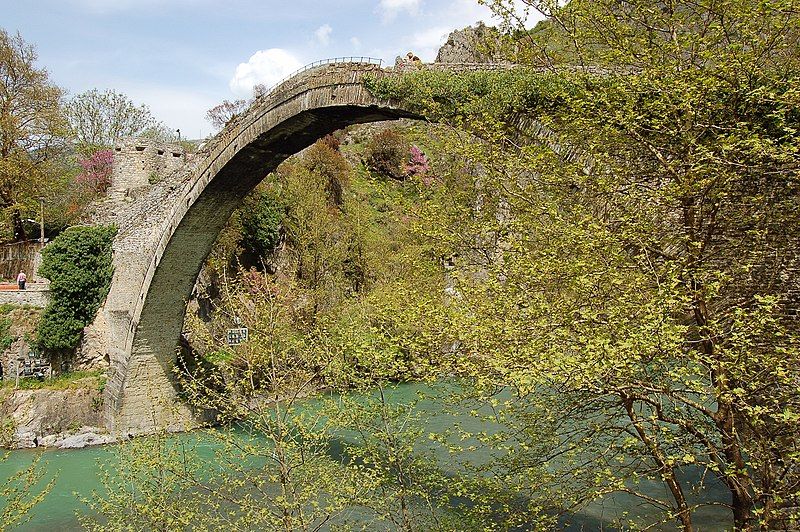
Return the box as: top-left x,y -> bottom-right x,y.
11,209 -> 26,242
622,396 -> 693,532
691,284 -> 755,531
731,486 -> 754,531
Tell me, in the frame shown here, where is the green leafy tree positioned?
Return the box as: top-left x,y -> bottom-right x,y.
240,187 -> 284,259
367,0 -> 800,528
65,89 -> 174,155
37,225 -> 116,352
0,30 -> 71,242
275,145 -> 353,316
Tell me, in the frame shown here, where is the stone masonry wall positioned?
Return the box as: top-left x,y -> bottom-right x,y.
0,241 -> 44,282
108,138 -> 186,202
0,289 -> 49,308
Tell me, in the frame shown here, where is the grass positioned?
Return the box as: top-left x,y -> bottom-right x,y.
1,371 -> 106,392
0,316 -> 12,350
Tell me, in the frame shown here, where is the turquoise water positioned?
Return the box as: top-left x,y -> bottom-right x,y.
1,383 -> 731,530
1,445 -> 106,531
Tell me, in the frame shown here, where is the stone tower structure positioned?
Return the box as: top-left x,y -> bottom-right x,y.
108,138 -> 186,202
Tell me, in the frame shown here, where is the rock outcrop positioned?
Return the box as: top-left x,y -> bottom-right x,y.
1,387 -> 106,448
435,23 -> 506,64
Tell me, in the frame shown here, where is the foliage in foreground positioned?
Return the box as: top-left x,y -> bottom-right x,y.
37,225 -> 116,351
84,378 -> 559,531
86,0 -> 800,529
0,454 -> 53,532
366,0 -> 800,529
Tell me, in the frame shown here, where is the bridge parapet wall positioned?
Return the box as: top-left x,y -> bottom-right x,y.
392,61 -> 517,73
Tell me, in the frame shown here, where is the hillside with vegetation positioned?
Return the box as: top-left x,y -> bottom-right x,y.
155,2 -> 800,529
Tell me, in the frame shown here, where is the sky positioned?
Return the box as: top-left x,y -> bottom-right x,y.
2,0 -> 539,139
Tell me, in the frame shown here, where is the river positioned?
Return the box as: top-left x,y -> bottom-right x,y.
1,383 -> 731,530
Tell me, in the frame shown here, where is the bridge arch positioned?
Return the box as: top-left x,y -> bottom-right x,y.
96,60 -> 427,434
94,59 -> 516,435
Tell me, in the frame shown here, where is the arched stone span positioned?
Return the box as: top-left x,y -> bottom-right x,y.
93,60 -> 514,435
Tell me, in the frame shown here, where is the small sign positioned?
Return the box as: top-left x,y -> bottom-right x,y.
226,327 -> 249,346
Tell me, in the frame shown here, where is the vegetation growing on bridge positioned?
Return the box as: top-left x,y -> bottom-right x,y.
37,225 -> 116,351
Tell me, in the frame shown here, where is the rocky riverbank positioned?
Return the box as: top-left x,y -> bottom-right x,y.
0,384 -> 113,449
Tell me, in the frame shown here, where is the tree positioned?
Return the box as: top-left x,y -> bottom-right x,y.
75,149 -> 113,193
205,99 -> 248,130
37,225 -> 116,352
0,453 -> 53,532
364,129 -> 410,180
64,89 -> 170,154
0,30 -> 70,241
367,0 -> 800,528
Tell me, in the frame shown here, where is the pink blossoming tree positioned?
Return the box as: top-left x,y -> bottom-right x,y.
405,145 -> 433,185
76,149 -> 114,193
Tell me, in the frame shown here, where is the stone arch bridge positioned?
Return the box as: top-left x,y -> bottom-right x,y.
89,59 -> 513,435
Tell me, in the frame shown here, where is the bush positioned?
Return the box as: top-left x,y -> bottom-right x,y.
405,145 -> 430,178
302,140 -> 351,206
0,315 -> 12,350
319,133 -> 340,152
37,225 -> 116,351
240,188 -> 284,258
364,129 -> 410,180
76,150 -> 114,193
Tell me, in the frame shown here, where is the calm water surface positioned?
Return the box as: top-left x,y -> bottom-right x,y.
1,383 -> 731,531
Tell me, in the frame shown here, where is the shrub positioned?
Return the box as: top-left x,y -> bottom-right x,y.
301,140 -> 351,206
240,188 -> 284,258
364,129 -> 410,180
405,145 -> 430,177
76,150 -> 114,193
319,133 -> 340,152
0,315 -> 12,350
37,225 -> 117,352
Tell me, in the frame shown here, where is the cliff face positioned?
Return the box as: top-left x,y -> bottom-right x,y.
435,23 -> 506,63
0,386 -> 108,448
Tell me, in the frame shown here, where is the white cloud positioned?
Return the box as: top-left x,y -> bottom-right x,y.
229,49 -> 304,98
392,0 -> 545,63
350,36 -> 362,50
406,25 -> 452,61
446,0 -> 540,27
315,24 -> 333,46
377,0 -> 422,22
409,25 -> 451,48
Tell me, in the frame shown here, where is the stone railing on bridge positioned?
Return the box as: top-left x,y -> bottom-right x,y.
392,61 -> 517,73
264,56 -> 384,97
